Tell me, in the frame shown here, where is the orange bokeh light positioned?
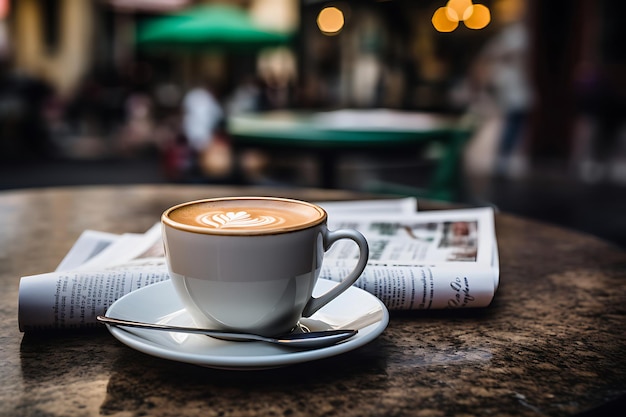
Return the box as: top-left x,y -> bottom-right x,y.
445,0 -> 473,22
433,1 -> 490,32
432,7 -> 459,32
317,7 -> 345,35
463,4 -> 491,29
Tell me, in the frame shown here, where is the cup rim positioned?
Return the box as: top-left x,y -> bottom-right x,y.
161,196 -> 327,236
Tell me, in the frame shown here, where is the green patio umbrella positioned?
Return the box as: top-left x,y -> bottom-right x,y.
136,4 -> 293,53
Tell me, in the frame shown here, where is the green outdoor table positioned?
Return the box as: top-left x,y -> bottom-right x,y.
227,109 -> 471,200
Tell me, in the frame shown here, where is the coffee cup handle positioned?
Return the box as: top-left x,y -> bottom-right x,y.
302,228 -> 369,317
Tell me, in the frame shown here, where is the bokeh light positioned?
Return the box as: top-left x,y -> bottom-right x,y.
445,0 -> 473,22
433,1 -> 490,32
463,4 -> 490,29
317,6 -> 345,35
432,7 -> 459,33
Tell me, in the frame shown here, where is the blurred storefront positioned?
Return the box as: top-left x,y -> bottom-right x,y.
0,0 -> 623,187
6,0 -> 297,97
0,0 -> 299,160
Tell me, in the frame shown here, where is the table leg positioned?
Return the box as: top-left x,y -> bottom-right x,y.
428,130 -> 470,201
318,151 -> 338,189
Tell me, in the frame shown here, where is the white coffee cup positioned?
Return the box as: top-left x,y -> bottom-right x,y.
161,197 -> 369,336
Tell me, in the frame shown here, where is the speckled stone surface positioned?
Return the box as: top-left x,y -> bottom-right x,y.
1,185 -> 625,417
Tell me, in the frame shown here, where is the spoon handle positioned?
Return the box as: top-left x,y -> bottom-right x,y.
97,315 -> 265,341
96,315 -> 357,348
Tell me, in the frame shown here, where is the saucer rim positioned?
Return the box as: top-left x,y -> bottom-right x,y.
105,279 -> 389,369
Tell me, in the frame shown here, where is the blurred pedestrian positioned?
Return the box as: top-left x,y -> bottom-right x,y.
452,0 -> 533,179
116,92 -> 155,157
485,18 -> 533,177
225,76 -> 261,115
180,79 -> 231,179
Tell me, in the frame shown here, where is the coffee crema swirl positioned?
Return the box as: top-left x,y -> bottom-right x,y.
198,210 -> 285,229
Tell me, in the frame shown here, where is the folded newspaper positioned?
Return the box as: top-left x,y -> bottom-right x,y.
18,198 -> 499,331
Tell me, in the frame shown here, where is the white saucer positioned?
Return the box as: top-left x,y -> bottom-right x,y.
104,279 -> 389,370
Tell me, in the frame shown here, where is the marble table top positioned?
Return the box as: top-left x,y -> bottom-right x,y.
1,185 -> 624,417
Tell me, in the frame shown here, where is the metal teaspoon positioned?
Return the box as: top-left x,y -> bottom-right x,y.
96,315 -> 357,349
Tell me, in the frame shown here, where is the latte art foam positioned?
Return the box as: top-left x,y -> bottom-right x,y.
198,211 -> 285,229
164,197 -> 326,235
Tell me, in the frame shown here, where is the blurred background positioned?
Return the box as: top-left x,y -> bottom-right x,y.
0,0 -> 624,247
